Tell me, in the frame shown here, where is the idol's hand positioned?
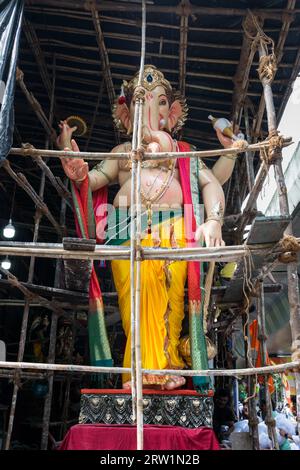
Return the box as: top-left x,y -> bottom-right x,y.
60,139 -> 88,182
57,120 -> 77,149
215,123 -> 240,149
195,220 -> 225,247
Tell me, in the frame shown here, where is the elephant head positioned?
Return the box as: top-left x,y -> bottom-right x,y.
112,65 -> 188,153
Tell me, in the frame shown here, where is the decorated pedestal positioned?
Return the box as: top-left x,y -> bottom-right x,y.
79,389 -> 214,428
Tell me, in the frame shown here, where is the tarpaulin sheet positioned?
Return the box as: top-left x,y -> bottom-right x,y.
0,0 -> 24,163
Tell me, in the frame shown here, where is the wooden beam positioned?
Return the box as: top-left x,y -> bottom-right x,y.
22,17 -> 58,112
179,1 -> 189,96
2,160 -> 64,237
25,1 -> 295,22
231,13 -> 264,126
253,0 -> 296,137
89,4 -> 120,144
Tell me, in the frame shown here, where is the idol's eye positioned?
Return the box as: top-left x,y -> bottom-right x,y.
159,99 -> 167,106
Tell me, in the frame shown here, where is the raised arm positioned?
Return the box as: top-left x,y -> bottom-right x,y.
57,120 -> 121,191
195,167 -> 225,247
88,144 -> 123,192
211,127 -> 238,186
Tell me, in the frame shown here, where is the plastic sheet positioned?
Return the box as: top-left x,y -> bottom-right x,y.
0,0 -> 24,163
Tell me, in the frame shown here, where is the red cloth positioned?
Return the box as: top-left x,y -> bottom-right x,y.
60,424 -> 220,451
80,389 -> 214,397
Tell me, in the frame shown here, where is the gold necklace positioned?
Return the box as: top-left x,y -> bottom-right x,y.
140,159 -> 177,234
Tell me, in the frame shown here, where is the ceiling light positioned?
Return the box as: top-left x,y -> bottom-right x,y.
3,219 -> 15,239
1,257 -> 11,270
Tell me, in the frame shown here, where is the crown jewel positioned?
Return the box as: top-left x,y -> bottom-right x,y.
122,65 -> 173,94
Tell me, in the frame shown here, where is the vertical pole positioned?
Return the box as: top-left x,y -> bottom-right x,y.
130,0 -> 146,450
256,280 -> 279,449
243,106 -> 256,198
242,313 -> 260,449
41,194 -> 67,449
40,54 -> 58,450
258,39 -> 300,437
60,313 -> 76,440
4,173 -> 46,450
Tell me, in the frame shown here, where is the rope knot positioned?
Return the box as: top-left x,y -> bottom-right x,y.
258,54 -> 277,84
231,139 -> 249,152
278,235 -> 300,264
130,147 -> 144,163
268,134 -> 284,161
133,86 -> 146,102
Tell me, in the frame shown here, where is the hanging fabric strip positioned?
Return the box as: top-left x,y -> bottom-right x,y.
0,0 -> 24,163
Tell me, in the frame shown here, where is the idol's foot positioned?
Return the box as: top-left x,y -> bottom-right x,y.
122,381 -> 132,390
122,376 -> 186,391
163,375 -> 186,390
122,381 -> 162,390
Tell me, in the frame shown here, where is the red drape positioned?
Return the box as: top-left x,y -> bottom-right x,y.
60,424 -> 220,451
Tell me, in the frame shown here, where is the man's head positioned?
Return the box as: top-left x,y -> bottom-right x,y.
215,388 -> 231,408
242,401 -> 249,417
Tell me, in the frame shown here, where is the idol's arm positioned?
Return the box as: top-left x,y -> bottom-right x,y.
211,155 -> 236,186
88,143 -> 124,191
195,168 -> 225,247
211,127 -> 237,186
57,120 -> 121,191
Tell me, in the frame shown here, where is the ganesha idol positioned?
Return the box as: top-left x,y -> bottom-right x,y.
57,65 -> 237,391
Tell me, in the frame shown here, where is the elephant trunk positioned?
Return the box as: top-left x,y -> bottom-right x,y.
142,102 -> 175,153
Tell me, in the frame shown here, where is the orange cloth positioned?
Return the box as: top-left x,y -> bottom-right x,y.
249,319 -> 274,394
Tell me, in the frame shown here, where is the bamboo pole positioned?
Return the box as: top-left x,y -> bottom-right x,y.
242,314 -> 260,450
238,163 -> 269,233
178,1 -> 188,96
8,137 -> 292,161
89,4 -> 120,145
60,314 -> 76,440
24,1 -> 294,21
256,281 -> 279,449
4,167 -> 47,449
2,160 -> 64,237
22,17 -> 60,120
258,25 -> 300,439
0,360 -> 298,377
1,240 -> 297,261
41,188 -> 67,449
129,0 -> 146,450
231,13 -> 263,127
243,106 -> 256,198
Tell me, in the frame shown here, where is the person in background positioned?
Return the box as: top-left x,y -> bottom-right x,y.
240,400 -> 250,420
213,388 -> 237,441
259,399 -> 267,420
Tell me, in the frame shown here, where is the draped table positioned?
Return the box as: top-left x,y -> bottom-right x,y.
60,424 -> 220,450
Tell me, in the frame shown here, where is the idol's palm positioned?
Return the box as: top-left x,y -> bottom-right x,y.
61,139 -> 88,182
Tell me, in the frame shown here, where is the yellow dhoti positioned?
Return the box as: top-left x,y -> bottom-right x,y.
111,216 -> 187,385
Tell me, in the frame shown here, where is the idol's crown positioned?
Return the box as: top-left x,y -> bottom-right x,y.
123,65 -> 172,94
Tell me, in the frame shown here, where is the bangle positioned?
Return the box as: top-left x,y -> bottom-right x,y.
94,163 -> 113,183
206,201 -> 224,226
205,216 -> 224,226
223,153 -> 238,161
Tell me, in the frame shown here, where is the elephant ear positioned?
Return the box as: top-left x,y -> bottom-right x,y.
112,102 -> 132,134
167,96 -> 188,133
